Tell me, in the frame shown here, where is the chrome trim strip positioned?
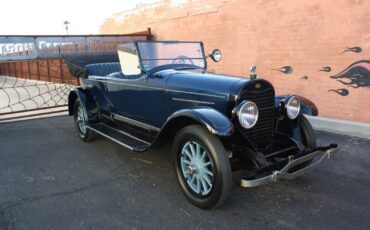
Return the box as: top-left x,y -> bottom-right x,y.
100,123 -> 151,145
112,113 -> 161,132
88,78 -> 228,99
87,126 -> 134,151
101,114 -> 112,120
172,97 -> 215,105
167,89 -> 227,99
88,75 -> 106,80
105,75 -> 147,81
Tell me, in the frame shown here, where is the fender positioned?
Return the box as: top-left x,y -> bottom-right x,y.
158,107 -> 234,140
68,87 -> 100,122
275,95 -> 318,116
297,96 -> 318,116
274,95 -> 318,147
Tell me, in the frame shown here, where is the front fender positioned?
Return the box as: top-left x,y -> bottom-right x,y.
297,96 -> 318,116
275,95 -> 318,116
68,88 -> 100,122
164,108 -> 234,137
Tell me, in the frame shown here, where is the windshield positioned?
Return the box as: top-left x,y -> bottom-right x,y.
137,41 -> 206,71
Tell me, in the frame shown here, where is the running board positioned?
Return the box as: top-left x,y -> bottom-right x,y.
87,123 -> 150,152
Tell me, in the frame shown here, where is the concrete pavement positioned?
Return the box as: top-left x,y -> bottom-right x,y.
0,116 -> 369,230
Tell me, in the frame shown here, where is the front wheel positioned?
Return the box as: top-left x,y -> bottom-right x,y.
172,125 -> 232,209
289,115 -> 317,172
300,115 -> 317,149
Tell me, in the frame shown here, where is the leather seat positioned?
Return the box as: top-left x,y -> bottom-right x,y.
85,62 -> 121,76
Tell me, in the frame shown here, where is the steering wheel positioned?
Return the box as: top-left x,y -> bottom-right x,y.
172,56 -> 194,65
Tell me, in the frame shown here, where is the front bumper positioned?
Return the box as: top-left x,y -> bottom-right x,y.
240,144 -> 338,187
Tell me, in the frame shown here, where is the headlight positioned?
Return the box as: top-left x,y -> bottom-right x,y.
237,101 -> 259,129
286,96 -> 301,119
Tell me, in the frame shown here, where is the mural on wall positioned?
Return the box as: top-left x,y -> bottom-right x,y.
341,47 -> 362,54
319,66 -> 332,72
330,60 -> 370,89
326,46 -> 366,96
277,46 -> 368,97
265,46 -> 367,98
272,66 -> 293,74
328,88 -> 349,96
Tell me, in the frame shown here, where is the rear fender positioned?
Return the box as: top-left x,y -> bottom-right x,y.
68,88 -> 100,122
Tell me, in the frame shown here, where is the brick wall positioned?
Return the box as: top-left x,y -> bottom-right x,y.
101,0 -> 370,123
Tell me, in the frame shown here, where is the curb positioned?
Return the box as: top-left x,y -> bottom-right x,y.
0,112 -> 68,123
306,115 -> 370,140
0,107 -> 68,123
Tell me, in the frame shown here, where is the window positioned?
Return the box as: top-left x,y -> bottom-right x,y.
117,44 -> 141,75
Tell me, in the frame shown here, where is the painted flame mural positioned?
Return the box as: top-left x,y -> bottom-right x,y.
330,60 -> 370,89
272,46 -> 368,97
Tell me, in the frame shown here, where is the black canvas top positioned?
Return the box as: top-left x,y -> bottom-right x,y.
64,52 -> 119,78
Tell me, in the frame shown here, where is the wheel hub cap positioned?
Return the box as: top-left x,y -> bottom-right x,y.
187,165 -> 196,175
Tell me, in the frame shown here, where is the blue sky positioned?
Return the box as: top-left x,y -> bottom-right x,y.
0,0 -> 160,35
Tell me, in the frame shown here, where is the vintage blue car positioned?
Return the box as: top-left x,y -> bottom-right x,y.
67,40 -> 337,209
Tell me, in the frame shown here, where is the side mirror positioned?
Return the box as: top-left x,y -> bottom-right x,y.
209,49 -> 222,62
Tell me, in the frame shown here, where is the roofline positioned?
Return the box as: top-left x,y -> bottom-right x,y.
0,28 -> 152,38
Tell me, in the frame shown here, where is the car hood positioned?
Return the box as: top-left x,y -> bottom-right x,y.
162,70 -> 247,99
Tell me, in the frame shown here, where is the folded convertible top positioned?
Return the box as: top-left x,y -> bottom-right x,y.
64,52 -> 119,78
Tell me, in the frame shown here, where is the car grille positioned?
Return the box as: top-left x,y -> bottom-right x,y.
237,85 -> 275,149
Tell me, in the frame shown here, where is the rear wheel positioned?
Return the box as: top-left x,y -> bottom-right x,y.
73,99 -> 93,142
172,125 -> 232,209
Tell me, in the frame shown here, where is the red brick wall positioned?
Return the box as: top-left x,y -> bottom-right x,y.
101,0 -> 370,123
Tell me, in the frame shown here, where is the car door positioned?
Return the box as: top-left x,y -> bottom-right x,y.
105,75 -> 166,129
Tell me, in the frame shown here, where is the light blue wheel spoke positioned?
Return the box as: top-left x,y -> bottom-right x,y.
183,149 -> 192,159
196,177 -> 201,194
204,174 -> 212,187
195,142 -> 201,158
182,159 -> 191,165
203,168 -> 214,177
200,151 -> 206,161
189,178 -> 197,193
189,143 -> 196,157
202,162 -> 211,167
190,175 -> 195,184
180,140 -> 214,196
200,178 -> 208,194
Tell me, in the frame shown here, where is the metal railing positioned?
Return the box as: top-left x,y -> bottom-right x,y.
0,76 -> 72,115
0,29 -> 152,119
